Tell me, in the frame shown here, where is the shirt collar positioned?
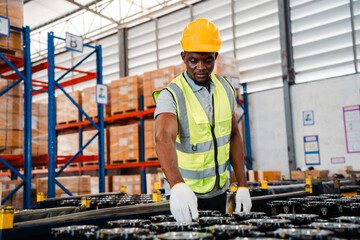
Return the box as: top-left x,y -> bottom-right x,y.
184,70 -> 216,93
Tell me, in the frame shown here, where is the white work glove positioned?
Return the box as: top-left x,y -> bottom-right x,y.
235,187 -> 252,212
170,183 -> 199,223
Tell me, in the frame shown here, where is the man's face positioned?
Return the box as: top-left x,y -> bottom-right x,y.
181,51 -> 218,85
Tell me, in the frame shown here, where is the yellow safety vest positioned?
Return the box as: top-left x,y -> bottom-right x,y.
153,73 -> 236,194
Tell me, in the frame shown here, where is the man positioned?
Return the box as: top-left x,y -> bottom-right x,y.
153,19 -> 252,223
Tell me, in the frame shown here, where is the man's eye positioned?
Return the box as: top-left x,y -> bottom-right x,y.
205,59 -> 213,63
190,59 -> 197,63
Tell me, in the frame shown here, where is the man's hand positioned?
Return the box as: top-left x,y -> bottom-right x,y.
170,183 -> 199,223
235,187 -> 252,212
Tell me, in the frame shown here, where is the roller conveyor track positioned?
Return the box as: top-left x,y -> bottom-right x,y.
2,191 -> 312,240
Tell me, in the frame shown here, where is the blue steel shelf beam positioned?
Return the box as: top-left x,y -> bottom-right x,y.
237,83 -> 252,170
0,26 -> 32,209
47,32 -> 105,198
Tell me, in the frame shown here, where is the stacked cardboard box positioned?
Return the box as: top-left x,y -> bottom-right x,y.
36,175 -> 91,198
57,132 -> 79,157
1,179 -> 37,209
291,170 -> 329,179
109,123 -> 139,164
144,120 -> 157,161
214,54 -> 240,79
90,176 -> 111,193
82,86 -> 110,118
0,79 -> 23,153
248,170 -> 281,181
56,91 -> 82,124
32,99 -> 48,155
82,129 -> 108,164
0,0 -> 23,62
143,65 -> 182,109
112,175 -> 141,194
146,172 -> 163,194
110,76 -> 142,115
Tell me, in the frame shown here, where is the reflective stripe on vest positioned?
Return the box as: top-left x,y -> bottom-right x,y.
153,73 -> 235,194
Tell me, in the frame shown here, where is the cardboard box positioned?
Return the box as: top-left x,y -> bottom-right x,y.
82,129 -> 109,164
82,86 -> 110,118
36,176 -> 91,198
291,171 -> 306,179
144,120 -> 157,161
90,176 -> 111,193
109,123 -> 139,163
0,0 -> 23,28
112,175 -> 141,194
146,173 -> 163,194
32,100 -> 48,156
110,76 -> 142,115
57,132 -> 79,156
56,91 -> 82,124
248,170 -> 281,181
304,170 -> 329,179
1,179 -> 37,209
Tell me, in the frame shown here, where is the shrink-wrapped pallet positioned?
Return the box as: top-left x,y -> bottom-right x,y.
32,99 -> 48,156
81,86 -> 110,118
57,132 -> 79,157
143,65 -> 182,109
0,0 -> 23,62
144,120 -> 157,161
82,129 -> 109,164
36,176 -> 91,198
0,79 -> 23,152
110,76 -> 142,115
109,123 -> 139,164
56,91 -> 82,124
112,175 -> 141,194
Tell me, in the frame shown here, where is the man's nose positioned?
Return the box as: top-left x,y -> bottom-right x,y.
197,61 -> 206,70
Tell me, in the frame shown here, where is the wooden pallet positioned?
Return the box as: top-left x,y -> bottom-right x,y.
144,105 -> 156,110
110,159 -> 139,165
111,108 -> 139,116
83,161 -> 98,166
34,166 -> 47,170
57,120 -> 78,125
145,157 -> 158,162
57,163 -> 79,168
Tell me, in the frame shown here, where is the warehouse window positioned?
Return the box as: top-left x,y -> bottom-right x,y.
233,0 -> 283,93
290,0 -> 356,83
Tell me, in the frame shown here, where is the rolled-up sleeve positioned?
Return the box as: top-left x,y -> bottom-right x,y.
154,90 -> 177,119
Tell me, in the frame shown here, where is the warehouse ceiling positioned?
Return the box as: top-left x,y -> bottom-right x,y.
24,0 -> 201,61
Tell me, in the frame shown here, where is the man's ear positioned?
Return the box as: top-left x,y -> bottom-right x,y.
181,51 -> 186,62
215,52 -> 219,60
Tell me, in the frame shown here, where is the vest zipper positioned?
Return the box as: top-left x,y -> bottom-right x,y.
211,95 -> 220,188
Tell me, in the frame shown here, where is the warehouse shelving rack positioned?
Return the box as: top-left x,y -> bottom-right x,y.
0,25 -> 33,209
237,83 -> 252,170
54,100 -> 160,194
47,32 -> 106,198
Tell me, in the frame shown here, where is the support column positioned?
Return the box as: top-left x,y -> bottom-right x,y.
23,26 -> 32,209
96,45 -> 106,193
118,28 -> 128,78
278,0 -> 296,172
47,32 -> 56,198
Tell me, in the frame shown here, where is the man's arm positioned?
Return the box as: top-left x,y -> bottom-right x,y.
155,113 -> 184,188
229,114 -> 247,187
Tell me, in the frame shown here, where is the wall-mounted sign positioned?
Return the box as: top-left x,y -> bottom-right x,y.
65,32 -> 84,53
331,157 -> 345,164
343,105 -> 360,153
303,110 -> 314,126
96,84 -> 108,105
304,135 -> 320,165
0,16 -> 10,38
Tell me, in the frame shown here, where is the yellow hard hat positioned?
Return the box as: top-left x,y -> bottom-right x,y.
180,18 -> 221,52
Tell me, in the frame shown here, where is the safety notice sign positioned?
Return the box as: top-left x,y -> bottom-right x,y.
343,105 -> 360,153
0,16 -> 10,37
304,135 -> 320,165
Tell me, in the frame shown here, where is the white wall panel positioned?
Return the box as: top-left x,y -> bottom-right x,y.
291,74 -> 360,174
